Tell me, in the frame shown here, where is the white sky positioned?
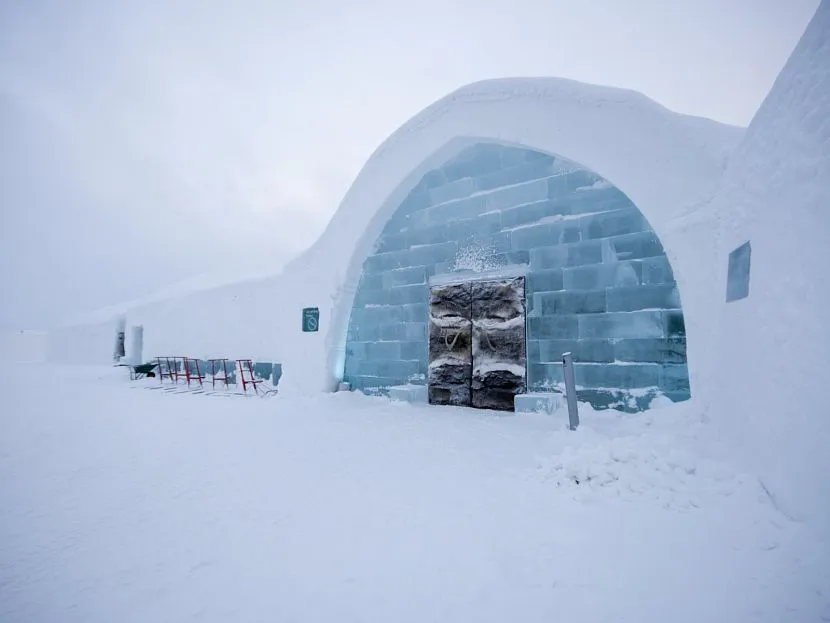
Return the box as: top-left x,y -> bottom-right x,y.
0,0 -> 820,329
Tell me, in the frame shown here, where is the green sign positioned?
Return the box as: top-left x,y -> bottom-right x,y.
302,307 -> 320,332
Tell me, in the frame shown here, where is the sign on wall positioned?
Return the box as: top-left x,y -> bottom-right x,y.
302,307 -> 320,333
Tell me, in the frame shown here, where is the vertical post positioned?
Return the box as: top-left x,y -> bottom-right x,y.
113,315 -> 126,363
129,325 -> 143,365
562,352 -> 579,430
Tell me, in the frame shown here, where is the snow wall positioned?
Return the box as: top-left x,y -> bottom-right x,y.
49,273 -> 285,365
708,0 -> 830,538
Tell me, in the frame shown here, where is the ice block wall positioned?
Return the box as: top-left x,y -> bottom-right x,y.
343,143 -> 689,411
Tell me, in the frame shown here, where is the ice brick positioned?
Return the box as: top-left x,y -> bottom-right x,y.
500,200 -> 558,229
580,208 -> 647,240
537,290 -> 607,315
427,195 -> 488,224
527,339 -> 540,362
445,212 -> 503,239
485,178 -> 549,212
659,364 -> 691,393
412,169 -> 447,192
574,363 -> 660,388
383,266 -> 428,289
526,269 -> 564,293
528,362 -> 566,390
353,360 -> 420,379
364,342 -> 400,361
606,284 -> 680,312
475,157 -> 556,193
538,339 -> 615,363
614,338 -> 686,364
528,315 -> 579,340
429,177 -> 477,206
578,311 -> 665,339
399,340 -> 426,361
663,310 -> 686,337
514,392 -> 566,414
379,323 -> 405,341
388,384 -> 429,403
442,145 -> 503,182
403,323 -> 427,341
546,170 -> 598,199
611,231 -> 665,261
374,231 -> 409,254
641,255 -> 675,285
563,261 -> 643,290
400,304 -> 428,323
530,241 -> 603,270
388,284 -> 428,306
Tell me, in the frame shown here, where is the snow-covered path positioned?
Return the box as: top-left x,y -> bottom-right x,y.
1,365 -> 827,622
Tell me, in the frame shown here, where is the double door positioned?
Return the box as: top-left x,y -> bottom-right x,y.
427,277 -> 526,411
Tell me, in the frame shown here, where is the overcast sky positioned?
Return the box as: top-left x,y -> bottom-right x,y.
0,0 -> 820,329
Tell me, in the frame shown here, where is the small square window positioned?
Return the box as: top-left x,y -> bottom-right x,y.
726,241 -> 751,302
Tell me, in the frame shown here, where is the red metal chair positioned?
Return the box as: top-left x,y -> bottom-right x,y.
208,358 -> 232,390
157,357 -> 177,383
236,359 -> 262,394
183,357 -> 205,388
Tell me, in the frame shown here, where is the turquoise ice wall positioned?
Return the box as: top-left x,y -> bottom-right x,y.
343,143 -> 690,411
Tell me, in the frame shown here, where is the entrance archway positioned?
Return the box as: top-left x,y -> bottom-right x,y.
342,142 -> 689,411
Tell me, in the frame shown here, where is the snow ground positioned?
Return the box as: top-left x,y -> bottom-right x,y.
1,366 -> 827,622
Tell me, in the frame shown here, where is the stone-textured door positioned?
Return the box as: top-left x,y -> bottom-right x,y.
428,283 -> 472,406
471,278 -> 527,411
428,277 -> 526,411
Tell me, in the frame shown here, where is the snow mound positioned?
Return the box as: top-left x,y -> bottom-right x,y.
536,432 -> 747,511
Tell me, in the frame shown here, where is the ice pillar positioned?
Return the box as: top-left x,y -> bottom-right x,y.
128,325 -> 144,364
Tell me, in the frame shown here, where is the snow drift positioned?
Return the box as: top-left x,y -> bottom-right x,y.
2,365 -> 828,622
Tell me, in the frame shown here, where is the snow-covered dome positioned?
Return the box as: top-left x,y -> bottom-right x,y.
274,78 -> 741,405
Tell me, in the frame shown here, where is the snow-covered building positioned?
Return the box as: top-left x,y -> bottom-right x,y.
336,134 -> 737,411
44,7 -> 825,418
47,79 -> 746,411
37,0 -> 830,536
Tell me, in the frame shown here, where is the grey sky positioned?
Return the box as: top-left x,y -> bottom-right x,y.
0,0 -> 819,329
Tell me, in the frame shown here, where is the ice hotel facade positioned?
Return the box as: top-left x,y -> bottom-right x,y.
43,5 -> 827,424
290,80 -> 744,411
340,141 -> 717,411
48,81 -> 744,412
38,0 -> 830,534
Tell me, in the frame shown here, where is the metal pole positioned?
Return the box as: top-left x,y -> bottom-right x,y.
562,352 -> 579,430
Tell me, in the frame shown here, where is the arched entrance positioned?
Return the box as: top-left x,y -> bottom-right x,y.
342,142 -> 689,411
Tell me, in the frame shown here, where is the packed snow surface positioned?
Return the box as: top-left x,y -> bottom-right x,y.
1,366 -> 827,622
